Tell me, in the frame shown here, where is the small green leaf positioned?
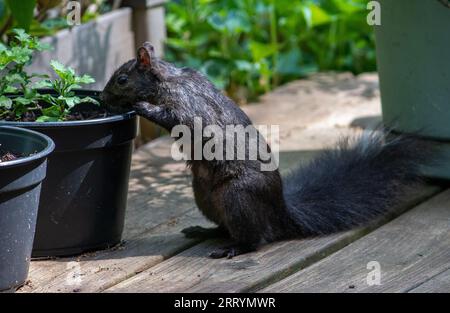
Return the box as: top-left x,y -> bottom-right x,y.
50,59 -> 65,72
12,28 -> 31,42
33,80 -> 53,89
41,105 -> 62,118
6,73 -> 25,84
8,46 -> 32,64
80,96 -> 99,106
14,103 -> 26,117
13,96 -> 33,105
36,115 -> 60,122
39,93 -> 57,106
33,40 -> 51,52
75,74 -> 95,85
63,96 -> 82,109
4,86 -> 18,93
0,96 -> 12,109
50,60 -> 75,81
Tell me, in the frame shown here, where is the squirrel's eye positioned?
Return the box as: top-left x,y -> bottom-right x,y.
117,75 -> 128,85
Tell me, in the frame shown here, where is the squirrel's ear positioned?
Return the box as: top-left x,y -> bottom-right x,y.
137,42 -> 155,68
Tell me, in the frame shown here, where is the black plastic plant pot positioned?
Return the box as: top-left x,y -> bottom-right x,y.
1,90 -> 138,258
0,126 -> 54,291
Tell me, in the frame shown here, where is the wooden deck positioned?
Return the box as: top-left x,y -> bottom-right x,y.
19,73 -> 449,293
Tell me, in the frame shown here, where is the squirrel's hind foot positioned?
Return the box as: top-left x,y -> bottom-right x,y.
208,244 -> 256,259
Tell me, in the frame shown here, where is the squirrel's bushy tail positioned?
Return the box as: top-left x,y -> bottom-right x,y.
283,131 -> 436,236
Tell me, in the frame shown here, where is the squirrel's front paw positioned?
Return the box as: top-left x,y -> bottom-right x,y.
132,101 -> 157,114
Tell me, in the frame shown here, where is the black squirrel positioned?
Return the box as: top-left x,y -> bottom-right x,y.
102,42 -> 434,258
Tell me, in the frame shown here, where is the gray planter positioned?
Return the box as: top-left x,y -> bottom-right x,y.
375,0 -> 450,179
0,127 -> 54,291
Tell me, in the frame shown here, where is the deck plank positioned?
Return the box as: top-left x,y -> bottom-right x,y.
21,137 -> 197,292
104,186 -> 439,293
21,146 -> 310,292
260,190 -> 450,293
27,210 -> 212,292
409,269 -> 450,293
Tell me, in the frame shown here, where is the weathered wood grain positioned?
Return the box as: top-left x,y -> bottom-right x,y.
122,137 -> 195,239
104,186 -> 439,293
26,210 -> 213,293
409,268 -> 450,293
260,190 -> 450,293
21,143 -> 310,292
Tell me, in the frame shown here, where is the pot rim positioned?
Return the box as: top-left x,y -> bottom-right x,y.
1,89 -> 136,128
0,111 -> 136,128
0,126 -> 55,168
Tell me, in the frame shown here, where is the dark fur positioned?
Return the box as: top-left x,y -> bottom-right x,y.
102,43 -> 434,258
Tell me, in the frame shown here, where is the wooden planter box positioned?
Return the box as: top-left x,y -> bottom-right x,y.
28,8 -> 136,90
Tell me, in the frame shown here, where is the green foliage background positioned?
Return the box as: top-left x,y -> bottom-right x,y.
0,0 -> 112,40
165,0 -> 376,103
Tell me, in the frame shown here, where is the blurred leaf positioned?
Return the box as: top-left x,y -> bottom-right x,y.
275,48 -> 303,75
200,59 -> 229,89
6,0 -> 36,31
249,41 -> 277,61
165,0 -> 377,102
30,20 -> 57,37
302,3 -> 332,28
234,60 -> 254,72
0,0 -> 8,22
207,10 -> 250,34
37,0 -> 61,10
332,0 -> 366,13
41,17 -> 68,30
